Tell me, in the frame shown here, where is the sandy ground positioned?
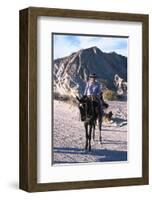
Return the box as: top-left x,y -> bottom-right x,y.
53,100 -> 127,164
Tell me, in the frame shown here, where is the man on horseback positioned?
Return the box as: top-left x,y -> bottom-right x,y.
84,73 -> 104,115
76,74 -> 108,150
84,74 -> 100,95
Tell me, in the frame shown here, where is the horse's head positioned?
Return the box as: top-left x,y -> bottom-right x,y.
76,95 -> 99,121
76,96 -> 89,121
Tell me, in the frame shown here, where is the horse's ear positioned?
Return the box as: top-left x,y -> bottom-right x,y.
76,96 -> 80,102
104,102 -> 109,108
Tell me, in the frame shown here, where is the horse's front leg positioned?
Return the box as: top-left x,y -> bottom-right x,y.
93,121 -> 95,141
84,122 -> 88,150
88,124 -> 92,151
98,117 -> 102,144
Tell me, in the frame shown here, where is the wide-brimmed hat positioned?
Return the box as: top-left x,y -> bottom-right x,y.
89,73 -> 97,78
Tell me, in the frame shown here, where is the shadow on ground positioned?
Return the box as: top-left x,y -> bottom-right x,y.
53,146 -> 127,164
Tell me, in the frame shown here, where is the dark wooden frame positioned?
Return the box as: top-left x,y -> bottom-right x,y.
19,7 -> 149,192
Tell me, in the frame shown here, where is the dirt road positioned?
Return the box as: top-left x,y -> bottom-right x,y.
53,100 -> 127,164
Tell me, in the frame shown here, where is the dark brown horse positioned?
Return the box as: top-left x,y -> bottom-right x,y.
76,95 -> 108,151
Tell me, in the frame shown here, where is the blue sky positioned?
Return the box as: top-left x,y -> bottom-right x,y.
53,34 -> 128,59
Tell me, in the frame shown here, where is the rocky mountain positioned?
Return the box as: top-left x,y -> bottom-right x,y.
53,46 -> 127,98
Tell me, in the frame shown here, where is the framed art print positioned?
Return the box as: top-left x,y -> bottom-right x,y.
19,7 -> 149,192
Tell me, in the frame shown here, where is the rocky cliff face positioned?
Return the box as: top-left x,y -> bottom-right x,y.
53,46 -> 127,97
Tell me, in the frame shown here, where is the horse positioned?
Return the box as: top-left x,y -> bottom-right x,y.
76,95 -> 108,151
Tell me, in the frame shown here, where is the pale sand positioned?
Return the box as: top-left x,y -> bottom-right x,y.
53,100 -> 127,164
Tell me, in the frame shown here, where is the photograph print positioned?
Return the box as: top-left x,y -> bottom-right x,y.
52,33 -> 128,165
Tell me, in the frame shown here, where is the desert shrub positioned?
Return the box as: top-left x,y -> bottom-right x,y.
53,92 -> 72,102
61,94 -> 70,101
103,89 -> 117,101
53,92 -> 60,100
